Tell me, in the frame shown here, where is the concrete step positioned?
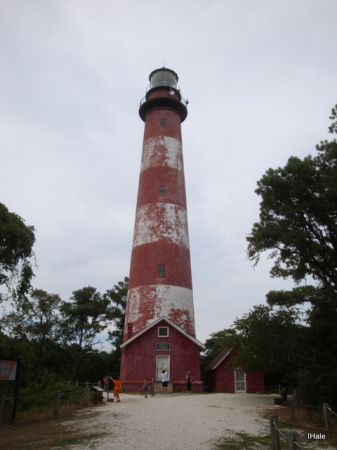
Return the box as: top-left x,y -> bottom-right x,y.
153,381 -> 173,393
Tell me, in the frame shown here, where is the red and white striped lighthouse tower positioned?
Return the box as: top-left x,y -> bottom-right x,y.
120,68 -> 204,392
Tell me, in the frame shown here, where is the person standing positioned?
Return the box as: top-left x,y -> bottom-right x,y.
161,369 -> 169,394
143,378 -> 149,398
110,376 -> 122,402
186,371 -> 193,393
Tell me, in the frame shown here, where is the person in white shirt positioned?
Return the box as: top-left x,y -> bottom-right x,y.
161,369 -> 169,394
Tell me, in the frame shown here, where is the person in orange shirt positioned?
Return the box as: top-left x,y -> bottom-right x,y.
110,376 -> 122,402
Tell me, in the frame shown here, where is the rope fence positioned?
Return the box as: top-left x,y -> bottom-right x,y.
328,407 -> 337,418
279,421 -> 337,434
270,401 -> 337,450
270,414 -> 301,450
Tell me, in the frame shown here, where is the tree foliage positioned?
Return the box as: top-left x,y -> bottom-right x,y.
328,103 -> 337,134
246,139 -> 337,300
0,203 -> 127,385
103,277 -> 128,377
0,202 -> 35,302
0,278 -> 129,385
104,277 -> 128,349
204,305 -> 306,376
245,106 -> 337,406
202,329 -> 237,368
60,286 -> 111,352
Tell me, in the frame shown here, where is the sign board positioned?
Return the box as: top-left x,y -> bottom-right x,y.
156,342 -> 170,351
0,359 -> 18,381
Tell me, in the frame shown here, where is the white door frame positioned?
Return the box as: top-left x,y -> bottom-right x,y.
235,368 -> 246,392
156,355 -> 170,381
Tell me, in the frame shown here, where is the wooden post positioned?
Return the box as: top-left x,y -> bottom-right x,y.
270,414 -> 281,450
323,403 -> 331,435
11,357 -> 22,422
0,395 -> 5,426
289,397 -> 295,422
106,379 -> 110,401
84,381 -> 90,406
294,431 -> 300,447
54,391 -> 61,418
270,415 -> 276,449
287,431 -> 300,450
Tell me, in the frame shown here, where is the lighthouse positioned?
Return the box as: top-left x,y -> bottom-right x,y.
120,68 -> 204,392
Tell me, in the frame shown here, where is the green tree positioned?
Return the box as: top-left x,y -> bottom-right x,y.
246,106 -> 337,405
60,287 -> 110,352
203,306 -> 305,378
0,203 -> 35,303
328,104 -> 337,134
104,277 -> 128,349
27,289 -> 62,361
231,305 -> 306,375
103,277 -> 128,376
247,108 -> 337,303
201,328 -> 237,383
202,329 -> 237,367
1,289 -> 61,341
0,288 -> 65,380
59,286 -> 113,380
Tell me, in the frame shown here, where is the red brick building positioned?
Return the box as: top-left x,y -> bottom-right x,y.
120,68 -> 204,392
206,350 -> 265,393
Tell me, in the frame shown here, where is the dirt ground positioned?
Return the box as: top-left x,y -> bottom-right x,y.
60,392 -> 280,449
2,392 -> 335,449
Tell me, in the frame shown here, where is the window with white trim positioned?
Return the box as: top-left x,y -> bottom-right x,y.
158,326 -> 169,337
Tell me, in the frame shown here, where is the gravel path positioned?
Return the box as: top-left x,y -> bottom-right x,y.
65,392 -> 279,449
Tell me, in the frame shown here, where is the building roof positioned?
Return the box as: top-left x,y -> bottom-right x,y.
120,316 -> 205,350
205,349 -> 232,371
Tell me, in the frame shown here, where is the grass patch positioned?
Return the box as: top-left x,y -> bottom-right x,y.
214,432 -> 271,449
47,432 -> 105,448
0,404 -> 105,449
214,402 -> 337,449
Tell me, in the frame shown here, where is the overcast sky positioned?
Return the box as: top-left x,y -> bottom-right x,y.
1,0 -> 336,348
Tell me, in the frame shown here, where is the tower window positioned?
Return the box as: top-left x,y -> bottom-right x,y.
158,264 -> 166,277
160,118 -> 167,128
159,185 -> 167,196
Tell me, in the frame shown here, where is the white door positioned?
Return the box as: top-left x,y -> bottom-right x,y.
235,368 -> 246,392
156,355 -> 170,381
